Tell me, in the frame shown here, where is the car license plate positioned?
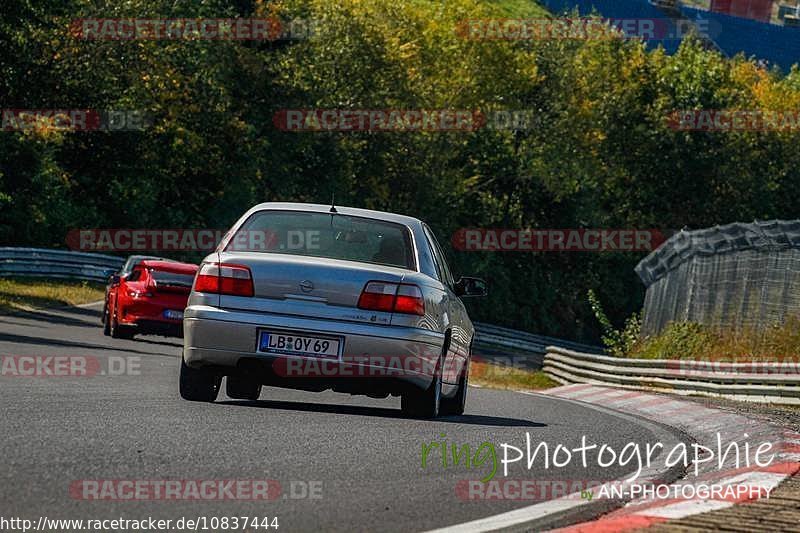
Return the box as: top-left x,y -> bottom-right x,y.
163,309 -> 184,320
258,330 -> 340,358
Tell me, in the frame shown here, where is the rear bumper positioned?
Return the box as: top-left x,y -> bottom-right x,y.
118,302 -> 184,337
183,305 -> 445,394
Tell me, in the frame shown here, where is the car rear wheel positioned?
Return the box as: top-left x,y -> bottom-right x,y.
226,377 -> 262,401
401,368 -> 441,418
102,303 -> 111,336
179,357 -> 221,402
109,309 -> 135,339
440,356 -> 469,416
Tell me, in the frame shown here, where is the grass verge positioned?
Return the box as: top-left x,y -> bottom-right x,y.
0,277 -> 106,314
629,319 -> 800,362
470,358 -> 558,391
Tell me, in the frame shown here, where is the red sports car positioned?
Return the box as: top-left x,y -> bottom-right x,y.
103,260 -> 199,339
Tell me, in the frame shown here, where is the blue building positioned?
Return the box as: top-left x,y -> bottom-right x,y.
539,0 -> 800,71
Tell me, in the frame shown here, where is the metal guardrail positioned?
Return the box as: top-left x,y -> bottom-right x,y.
544,346 -> 800,405
0,247 -> 603,358
474,323 -> 602,356
0,247 -> 124,282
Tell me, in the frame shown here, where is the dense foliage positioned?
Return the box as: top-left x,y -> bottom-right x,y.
626,318 -> 800,362
2,0 -> 799,342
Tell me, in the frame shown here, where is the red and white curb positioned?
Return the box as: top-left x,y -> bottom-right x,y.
546,384 -> 800,532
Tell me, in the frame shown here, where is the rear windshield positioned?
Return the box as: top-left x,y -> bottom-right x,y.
224,210 -> 416,270
149,269 -> 196,288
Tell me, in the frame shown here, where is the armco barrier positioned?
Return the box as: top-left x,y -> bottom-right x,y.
474,323 -> 602,356
0,247 -> 124,282
0,247 -> 604,359
544,346 -> 800,405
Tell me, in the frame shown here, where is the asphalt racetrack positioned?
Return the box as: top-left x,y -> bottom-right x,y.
0,303 -> 687,532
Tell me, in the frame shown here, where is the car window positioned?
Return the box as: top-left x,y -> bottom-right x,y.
121,255 -> 161,275
120,257 -> 136,275
423,225 -> 454,288
225,210 -> 416,270
149,269 -> 195,288
127,268 -> 142,282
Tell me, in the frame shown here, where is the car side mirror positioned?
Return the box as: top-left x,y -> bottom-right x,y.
110,274 -> 121,286
454,277 -> 488,298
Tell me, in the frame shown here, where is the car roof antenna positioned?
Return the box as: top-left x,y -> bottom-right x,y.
329,193 -> 338,214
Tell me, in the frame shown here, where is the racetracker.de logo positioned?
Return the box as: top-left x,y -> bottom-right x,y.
0,356 -> 140,377
451,229 -> 668,252
273,354 -> 469,382
455,18 -> 712,41
668,110 -> 800,132
273,109 -> 537,132
69,480 -> 281,500
69,18 -> 314,41
456,479 -> 612,501
1,109 -> 150,132
66,229 -> 323,252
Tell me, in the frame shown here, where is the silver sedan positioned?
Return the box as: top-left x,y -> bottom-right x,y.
179,203 -> 487,418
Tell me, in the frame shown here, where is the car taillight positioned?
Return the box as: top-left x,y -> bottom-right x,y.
194,262 -> 254,297
357,282 -> 396,313
358,281 -> 425,316
394,284 -> 425,315
127,290 -> 152,298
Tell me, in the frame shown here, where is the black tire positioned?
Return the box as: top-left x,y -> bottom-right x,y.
226,376 -> 262,401
102,304 -> 111,336
179,357 -> 221,402
401,364 -> 442,419
440,356 -> 470,416
109,310 -> 135,339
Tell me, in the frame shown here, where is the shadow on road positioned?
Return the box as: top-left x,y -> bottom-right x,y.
133,337 -> 183,348
218,399 -> 545,427
0,332 -> 178,358
13,308 -> 100,329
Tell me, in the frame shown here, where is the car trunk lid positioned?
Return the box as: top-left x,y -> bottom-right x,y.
217,252 -> 409,325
